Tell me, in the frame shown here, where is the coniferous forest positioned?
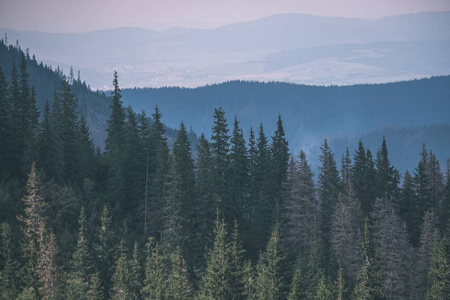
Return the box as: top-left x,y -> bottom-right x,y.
1,41 -> 450,300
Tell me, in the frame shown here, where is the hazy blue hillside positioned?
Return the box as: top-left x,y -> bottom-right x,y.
2,12 -> 449,88
328,124 -> 450,176
121,77 -> 450,174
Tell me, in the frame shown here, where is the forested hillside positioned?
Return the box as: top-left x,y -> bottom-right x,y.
1,41 -> 450,299
121,78 -> 450,174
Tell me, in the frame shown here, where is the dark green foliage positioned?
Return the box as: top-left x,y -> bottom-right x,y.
143,237 -> 168,300
254,225 -> 288,300
375,137 -> 400,200
317,139 -> 340,273
425,237 -> 450,299
270,114 -> 290,200
352,141 -> 376,216
0,222 -> 20,299
352,218 -> 386,300
167,247 -> 192,300
288,267 -> 306,300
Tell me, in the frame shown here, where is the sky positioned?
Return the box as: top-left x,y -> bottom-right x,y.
1,0 -> 450,33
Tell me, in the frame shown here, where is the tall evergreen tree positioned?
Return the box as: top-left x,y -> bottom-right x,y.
94,205 -> 116,298
110,239 -> 131,300
288,267 -> 306,300
317,139 -> 340,273
143,237 -> 168,300
0,222 -> 20,299
210,107 -> 230,218
149,105 -> 169,240
270,114 -> 289,200
341,147 -> 352,192
67,207 -> 91,300
163,122 -> 195,255
38,100 -> 58,179
197,214 -> 232,300
105,71 -> 126,207
399,171 -> 417,244
371,197 -> 410,299
228,116 -> 248,228
331,184 -> 363,289
440,159 -> 450,234
425,237 -> 450,299
283,151 -> 318,264
254,225 -> 288,300
168,247 -> 192,300
352,217 -> 386,300
352,140 -> 376,216
411,211 -> 439,300
229,221 -> 246,300
17,163 -> 47,299
374,137 -> 400,200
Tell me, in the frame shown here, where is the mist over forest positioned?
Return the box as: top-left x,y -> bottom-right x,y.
1,10 -> 450,300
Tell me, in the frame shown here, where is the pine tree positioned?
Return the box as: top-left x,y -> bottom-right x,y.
229,221 -> 246,300
38,100 -> 58,179
37,230 -> 62,300
228,116 -> 248,229
0,66 -> 10,175
400,171 -> 417,244
440,159 -> 450,234
427,151 -> 444,212
128,242 -> 143,300
425,237 -> 450,299
77,116 -> 96,181
270,114 -> 289,200
197,214 -> 232,300
352,217 -> 386,300
352,141 -> 376,216
210,107 -> 230,217
335,267 -> 347,300
67,207 -> 91,299
331,184 -> 363,288
17,163 -> 47,299
341,147 -> 352,192
411,211 -> 439,300
0,222 -> 20,299
87,272 -> 104,300
190,133 -> 215,278
317,139 -> 340,273
149,105 -> 169,240
374,137 -> 400,200
250,124 -> 273,258
105,71 -> 126,207
163,122 -> 195,255
288,267 -> 306,300
282,151 -> 317,264
94,205 -> 116,298
314,276 -> 332,300
111,239 -> 131,300
254,225 -> 288,300
167,247 -> 192,300
371,197 -> 410,299
143,237 -> 168,300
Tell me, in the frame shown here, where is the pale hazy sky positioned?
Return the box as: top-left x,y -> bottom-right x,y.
1,0 -> 450,33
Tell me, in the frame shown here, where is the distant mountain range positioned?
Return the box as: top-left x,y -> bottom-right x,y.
1,12 -> 450,89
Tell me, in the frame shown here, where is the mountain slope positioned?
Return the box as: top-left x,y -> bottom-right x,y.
120,77 -> 450,173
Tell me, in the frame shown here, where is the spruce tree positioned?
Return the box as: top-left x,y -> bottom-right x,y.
352,217 -> 386,300
143,237 -> 168,300
288,267 -> 306,300
317,139 -> 340,273
163,122 -> 195,255
254,225 -> 288,300
228,116 -> 248,229
167,247 -> 192,300
149,105 -> 169,240
371,197 -> 410,299
270,114 -> 289,200
440,159 -> 450,234
197,214 -> 232,300
229,221 -> 246,300
341,147 -> 352,192
374,137 -> 400,200
94,205 -> 116,298
412,211 -> 439,300
210,107 -> 230,218
110,239 -> 131,300
283,151 -> 317,264
67,207 -> 91,299
0,222 -> 20,299
314,276 -> 332,300
331,185 -> 363,289
425,237 -> 450,299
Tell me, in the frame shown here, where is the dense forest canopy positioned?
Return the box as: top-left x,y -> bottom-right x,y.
1,39 -> 450,299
